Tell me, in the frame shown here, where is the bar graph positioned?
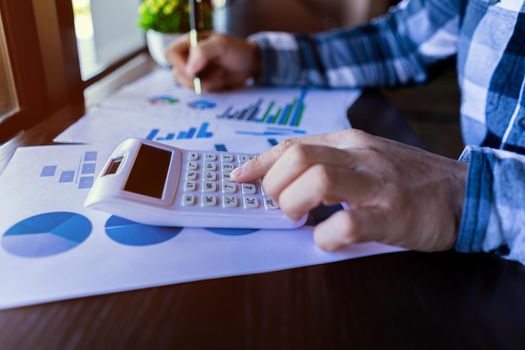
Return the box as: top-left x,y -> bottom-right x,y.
215,144 -> 228,152
267,138 -> 279,147
146,122 -> 214,141
217,90 -> 307,127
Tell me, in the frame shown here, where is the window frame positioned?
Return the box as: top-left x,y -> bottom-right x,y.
0,0 -> 147,143
0,0 -> 50,141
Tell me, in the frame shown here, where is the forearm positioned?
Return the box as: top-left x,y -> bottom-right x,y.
250,0 -> 462,88
456,146 -> 525,264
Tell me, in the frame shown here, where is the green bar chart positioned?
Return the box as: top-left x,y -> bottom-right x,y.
217,90 -> 307,127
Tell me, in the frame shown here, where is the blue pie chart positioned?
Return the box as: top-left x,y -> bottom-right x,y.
105,216 -> 182,246
2,212 -> 92,258
205,228 -> 260,236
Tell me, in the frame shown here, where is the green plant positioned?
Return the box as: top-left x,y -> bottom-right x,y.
138,0 -> 211,34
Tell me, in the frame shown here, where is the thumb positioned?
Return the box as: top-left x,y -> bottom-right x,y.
313,208 -> 387,252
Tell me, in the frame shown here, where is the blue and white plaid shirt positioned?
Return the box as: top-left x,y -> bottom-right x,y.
250,0 -> 525,263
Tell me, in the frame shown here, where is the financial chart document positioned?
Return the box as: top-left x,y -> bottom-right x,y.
0,144 -> 402,310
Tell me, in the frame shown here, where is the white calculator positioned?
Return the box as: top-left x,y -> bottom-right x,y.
85,138 -> 307,229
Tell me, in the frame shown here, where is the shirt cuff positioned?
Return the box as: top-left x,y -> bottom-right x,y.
248,32 -> 303,86
455,146 -> 493,253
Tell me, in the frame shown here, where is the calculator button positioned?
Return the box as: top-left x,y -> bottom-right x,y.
222,196 -> 239,208
184,181 -> 197,192
222,163 -> 235,172
203,181 -> 217,193
243,196 -> 259,209
182,194 -> 196,206
205,153 -> 217,161
263,197 -> 279,210
241,183 -> 257,195
221,154 -> 234,162
222,173 -> 233,183
239,155 -> 250,164
204,163 -> 217,171
204,171 -> 217,181
202,194 -> 218,207
189,152 -> 200,161
222,183 -> 237,193
186,171 -> 198,181
187,162 -> 199,171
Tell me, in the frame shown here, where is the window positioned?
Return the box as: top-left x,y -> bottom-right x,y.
0,16 -> 17,121
0,0 -> 84,143
73,0 -> 146,81
0,0 -> 148,143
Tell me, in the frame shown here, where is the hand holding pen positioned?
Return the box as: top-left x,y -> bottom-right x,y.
165,30 -> 261,93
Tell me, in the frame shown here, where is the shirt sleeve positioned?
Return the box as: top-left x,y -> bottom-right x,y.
248,0 -> 462,87
456,146 -> 525,264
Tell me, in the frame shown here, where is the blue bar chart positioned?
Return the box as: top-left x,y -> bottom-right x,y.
215,144 -> 228,152
217,90 -> 308,127
146,122 -> 214,141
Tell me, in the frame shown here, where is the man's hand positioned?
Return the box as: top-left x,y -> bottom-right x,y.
165,32 -> 261,92
231,130 -> 468,252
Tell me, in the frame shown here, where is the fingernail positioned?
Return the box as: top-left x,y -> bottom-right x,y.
230,167 -> 242,179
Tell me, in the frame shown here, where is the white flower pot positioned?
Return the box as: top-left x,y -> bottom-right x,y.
146,30 -> 182,68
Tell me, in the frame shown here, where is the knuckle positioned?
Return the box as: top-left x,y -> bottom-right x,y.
214,33 -> 228,44
281,137 -> 300,148
315,238 -> 336,252
311,164 -> 334,193
249,154 -> 264,171
338,212 -> 361,243
288,144 -> 311,167
210,34 -> 228,52
272,138 -> 301,160
347,128 -> 368,138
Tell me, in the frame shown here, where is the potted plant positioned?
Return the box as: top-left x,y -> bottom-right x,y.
138,0 -> 212,67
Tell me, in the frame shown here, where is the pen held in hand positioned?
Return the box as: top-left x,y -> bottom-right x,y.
189,0 -> 203,95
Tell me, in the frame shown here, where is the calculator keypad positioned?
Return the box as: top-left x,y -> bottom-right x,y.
180,151 -> 279,212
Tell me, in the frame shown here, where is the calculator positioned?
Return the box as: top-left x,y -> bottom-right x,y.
84,138 -> 307,229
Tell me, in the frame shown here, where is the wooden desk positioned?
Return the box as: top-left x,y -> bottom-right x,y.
1,91 -> 524,349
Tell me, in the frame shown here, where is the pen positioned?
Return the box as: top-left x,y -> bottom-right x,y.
189,0 -> 203,95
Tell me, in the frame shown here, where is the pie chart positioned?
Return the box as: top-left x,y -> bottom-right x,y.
2,212 -> 92,258
105,216 -> 182,246
205,228 -> 259,236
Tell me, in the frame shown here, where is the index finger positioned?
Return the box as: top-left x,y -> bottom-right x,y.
231,133 -> 337,182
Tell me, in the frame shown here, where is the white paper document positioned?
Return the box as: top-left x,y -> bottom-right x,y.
55,70 -> 360,145
0,145 -> 402,309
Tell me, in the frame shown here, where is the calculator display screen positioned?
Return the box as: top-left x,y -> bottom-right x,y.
124,144 -> 171,199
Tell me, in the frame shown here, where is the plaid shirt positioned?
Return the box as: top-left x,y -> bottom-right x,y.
250,0 -> 525,263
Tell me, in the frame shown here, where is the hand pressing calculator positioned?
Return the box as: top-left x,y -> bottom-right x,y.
85,138 -> 307,229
